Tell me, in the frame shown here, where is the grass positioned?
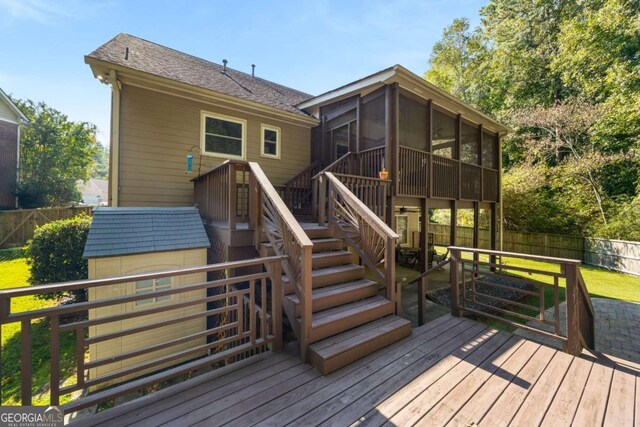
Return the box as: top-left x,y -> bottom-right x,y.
0,248 -> 77,406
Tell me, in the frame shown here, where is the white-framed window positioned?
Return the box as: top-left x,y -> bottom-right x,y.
201,111 -> 246,160
134,277 -> 173,306
260,124 -> 281,159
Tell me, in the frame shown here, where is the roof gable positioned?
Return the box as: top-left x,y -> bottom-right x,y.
86,34 -> 314,117
83,207 -> 210,258
0,88 -> 29,124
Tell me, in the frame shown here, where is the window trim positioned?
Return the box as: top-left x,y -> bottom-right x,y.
200,111 -> 247,160
260,124 -> 281,159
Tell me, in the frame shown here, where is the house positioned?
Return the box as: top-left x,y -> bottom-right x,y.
85,33 -> 511,373
0,88 -> 29,209
78,178 -> 109,206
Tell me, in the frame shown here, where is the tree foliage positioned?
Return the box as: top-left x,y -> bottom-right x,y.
16,100 -> 98,208
426,0 -> 640,240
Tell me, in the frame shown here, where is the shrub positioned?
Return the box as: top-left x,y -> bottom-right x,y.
27,214 -> 92,300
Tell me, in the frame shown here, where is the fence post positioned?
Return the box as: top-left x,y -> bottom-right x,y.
449,248 -> 463,317
564,262 -> 582,356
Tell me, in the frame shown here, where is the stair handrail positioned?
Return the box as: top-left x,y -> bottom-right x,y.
283,160 -> 324,211
323,171 -> 399,305
311,152 -> 357,181
247,162 -> 314,361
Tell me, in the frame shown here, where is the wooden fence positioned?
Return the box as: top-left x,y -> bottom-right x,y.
429,223 -> 640,276
0,207 -> 93,249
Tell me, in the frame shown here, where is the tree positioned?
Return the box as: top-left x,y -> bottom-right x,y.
425,18 -> 495,111
16,100 -> 98,208
91,142 -> 109,179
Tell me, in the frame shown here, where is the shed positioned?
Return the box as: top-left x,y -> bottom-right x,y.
83,207 -> 210,388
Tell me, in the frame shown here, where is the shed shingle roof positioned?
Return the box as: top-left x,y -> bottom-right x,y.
83,207 -> 210,258
86,33 -> 314,116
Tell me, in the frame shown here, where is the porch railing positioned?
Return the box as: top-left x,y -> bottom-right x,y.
283,160 -> 324,214
248,162 -> 314,361
323,172 -> 398,303
193,160 -> 250,229
398,146 -> 429,197
0,256 -> 284,412
448,247 -> 595,355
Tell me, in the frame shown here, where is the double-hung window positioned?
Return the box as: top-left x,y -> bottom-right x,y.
134,277 -> 172,306
201,112 -> 246,159
261,124 -> 281,158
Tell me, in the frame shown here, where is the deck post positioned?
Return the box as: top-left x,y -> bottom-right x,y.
228,163 -> 237,230
270,259 -> 283,352
564,262 -> 582,355
490,203 -> 497,271
449,248 -> 463,317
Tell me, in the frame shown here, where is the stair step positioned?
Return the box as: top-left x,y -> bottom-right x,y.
309,315 -> 411,374
305,296 -> 395,343
299,223 -> 333,240
283,264 -> 365,294
285,279 -> 380,316
260,237 -> 343,257
312,250 -> 353,269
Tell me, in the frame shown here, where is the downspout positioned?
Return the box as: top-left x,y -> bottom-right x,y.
499,133 -> 503,251
15,125 -> 20,209
108,69 -> 121,207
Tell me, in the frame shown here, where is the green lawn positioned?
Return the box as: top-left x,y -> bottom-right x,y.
0,248 -> 77,406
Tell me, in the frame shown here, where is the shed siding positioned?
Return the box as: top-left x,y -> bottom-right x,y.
0,120 -> 18,209
88,248 -> 207,389
118,85 -> 312,207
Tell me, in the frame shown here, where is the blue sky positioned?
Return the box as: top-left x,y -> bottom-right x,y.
0,0 -> 486,144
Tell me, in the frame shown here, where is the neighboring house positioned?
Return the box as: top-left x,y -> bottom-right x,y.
78,178 -> 109,205
85,34 -> 510,373
0,88 -> 29,210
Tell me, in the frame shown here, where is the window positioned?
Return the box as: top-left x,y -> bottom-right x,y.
201,112 -> 246,159
260,125 -> 281,158
134,277 -> 172,306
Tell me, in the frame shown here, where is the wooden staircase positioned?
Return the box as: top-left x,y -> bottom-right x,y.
260,222 -> 410,374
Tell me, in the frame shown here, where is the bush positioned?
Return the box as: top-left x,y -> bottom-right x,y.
27,214 -> 92,300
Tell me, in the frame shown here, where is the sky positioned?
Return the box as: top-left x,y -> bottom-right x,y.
0,0 -> 487,144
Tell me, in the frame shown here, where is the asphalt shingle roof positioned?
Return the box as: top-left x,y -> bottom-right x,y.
87,33 -> 314,116
83,207 -> 210,258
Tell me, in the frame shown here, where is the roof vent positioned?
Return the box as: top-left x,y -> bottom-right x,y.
251,64 -> 255,78
125,47 -> 129,61
222,59 -> 228,74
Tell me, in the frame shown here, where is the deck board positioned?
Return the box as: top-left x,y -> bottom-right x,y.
70,314 -> 640,427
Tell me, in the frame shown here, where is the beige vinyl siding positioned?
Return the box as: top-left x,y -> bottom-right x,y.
0,99 -> 19,123
118,85 -> 312,207
88,248 -> 207,390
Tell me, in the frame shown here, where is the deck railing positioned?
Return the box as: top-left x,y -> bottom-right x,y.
482,168 -> 499,202
448,247 -> 595,355
248,162 -> 314,361
193,160 -> 250,229
398,146 -> 429,197
283,160 -> 324,214
432,155 -> 459,199
0,256 -> 284,412
323,172 -> 398,303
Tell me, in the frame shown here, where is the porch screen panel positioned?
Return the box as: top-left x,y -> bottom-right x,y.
482,131 -> 498,169
362,95 -> 385,150
460,122 -> 479,164
399,94 -> 427,151
432,109 -> 456,158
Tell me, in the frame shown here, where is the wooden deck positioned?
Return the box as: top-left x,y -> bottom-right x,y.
72,315 -> 640,427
